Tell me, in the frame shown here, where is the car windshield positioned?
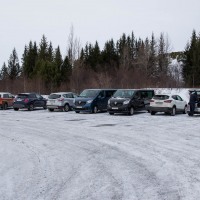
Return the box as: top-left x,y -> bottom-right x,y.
153,95 -> 169,100
79,90 -> 100,98
48,94 -> 61,99
113,90 -> 135,98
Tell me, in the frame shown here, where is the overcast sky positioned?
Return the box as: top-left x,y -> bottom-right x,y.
0,0 -> 199,67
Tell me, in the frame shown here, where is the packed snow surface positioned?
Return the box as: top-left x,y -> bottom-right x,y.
1,88 -> 200,200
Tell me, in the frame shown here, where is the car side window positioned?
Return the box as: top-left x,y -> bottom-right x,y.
65,93 -> 73,98
36,94 -> 42,99
29,94 -> 36,98
98,91 -> 105,98
172,95 -> 177,100
105,91 -> 114,98
73,93 -> 78,98
3,94 -> 9,98
177,95 -> 183,101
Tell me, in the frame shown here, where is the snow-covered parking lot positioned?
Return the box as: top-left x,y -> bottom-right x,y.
1,108 -> 200,200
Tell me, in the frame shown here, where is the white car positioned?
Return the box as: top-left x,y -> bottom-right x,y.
47,92 -> 78,112
148,94 -> 187,116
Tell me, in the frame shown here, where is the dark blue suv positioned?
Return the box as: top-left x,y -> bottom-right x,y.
73,89 -> 116,113
13,93 -> 47,111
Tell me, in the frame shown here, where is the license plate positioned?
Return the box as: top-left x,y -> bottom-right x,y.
155,102 -> 163,104
112,107 -> 118,109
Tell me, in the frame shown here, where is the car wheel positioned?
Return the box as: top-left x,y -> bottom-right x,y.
14,108 -> 19,111
75,111 -> 80,113
183,105 -> 187,114
109,112 -> 114,115
64,104 -> 70,112
171,107 -> 176,116
129,107 -> 134,115
43,106 -> 47,110
92,106 -> 98,114
3,103 -> 8,110
151,111 -> 156,115
28,104 -> 34,111
48,108 -> 54,112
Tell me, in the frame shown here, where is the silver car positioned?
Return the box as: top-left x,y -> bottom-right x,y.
47,92 -> 78,112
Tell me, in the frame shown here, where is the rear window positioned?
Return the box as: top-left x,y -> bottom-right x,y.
48,94 -> 61,99
153,95 -> 169,100
17,94 -> 29,99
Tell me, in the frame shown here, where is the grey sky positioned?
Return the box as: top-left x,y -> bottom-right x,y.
0,0 -> 199,67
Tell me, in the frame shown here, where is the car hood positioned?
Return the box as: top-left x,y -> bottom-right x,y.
75,97 -> 94,102
110,97 -> 130,102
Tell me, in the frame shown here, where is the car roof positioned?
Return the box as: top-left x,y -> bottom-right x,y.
50,92 -> 73,94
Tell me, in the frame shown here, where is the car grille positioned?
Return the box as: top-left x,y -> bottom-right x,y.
75,101 -> 86,106
110,102 -> 123,107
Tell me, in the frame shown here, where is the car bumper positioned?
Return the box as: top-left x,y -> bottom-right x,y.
13,103 -> 27,109
74,104 -> 92,112
47,105 -> 64,109
147,106 -> 172,112
107,105 -> 130,113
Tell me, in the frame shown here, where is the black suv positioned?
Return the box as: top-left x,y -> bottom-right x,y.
13,93 -> 47,111
107,89 -> 155,115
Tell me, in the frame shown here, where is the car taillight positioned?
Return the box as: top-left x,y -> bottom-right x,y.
164,100 -> 172,103
24,98 -> 29,103
58,98 -> 64,102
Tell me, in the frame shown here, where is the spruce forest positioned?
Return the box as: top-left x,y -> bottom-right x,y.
0,30 -> 200,94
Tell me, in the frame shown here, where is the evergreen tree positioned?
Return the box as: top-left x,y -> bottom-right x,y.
53,46 -> 63,87
7,48 -> 21,80
182,30 -> 200,86
147,33 -> 157,79
60,55 -> 72,82
0,63 -> 8,80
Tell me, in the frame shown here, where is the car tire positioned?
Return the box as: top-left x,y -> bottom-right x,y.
92,106 -> 98,114
48,108 -> 54,112
14,108 -> 19,111
43,106 -> 47,110
183,105 -> 187,114
151,111 -> 156,115
3,103 -> 8,110
109,112 -> 114,115
75,111 -> 80,113
171,107 -> 176,116
129,107 -> 134,115
28,104 -> 34,111
64,104 -> 70,112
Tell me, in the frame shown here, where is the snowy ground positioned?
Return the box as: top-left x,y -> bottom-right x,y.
1,89 -> 200,200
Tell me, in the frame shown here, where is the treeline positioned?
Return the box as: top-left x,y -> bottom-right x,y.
182,30 -> 200,87
0,30 -> 199,94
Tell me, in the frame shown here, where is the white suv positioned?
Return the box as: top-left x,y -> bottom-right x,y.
148,94 -> 187,116
47,92 -> 78,112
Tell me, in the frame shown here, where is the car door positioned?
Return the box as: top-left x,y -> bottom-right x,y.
64,93 -> 74,107
35,94 -> 45,107
172,95 -> 182,111
133,91 -> 144,110
96,91 -> 106,111
176,95 -> 185,110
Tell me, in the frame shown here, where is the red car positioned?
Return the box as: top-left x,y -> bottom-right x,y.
0,92 -> 15,110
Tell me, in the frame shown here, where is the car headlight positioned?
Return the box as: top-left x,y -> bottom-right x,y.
123,100 -> 130,105
86,100 -> 93,104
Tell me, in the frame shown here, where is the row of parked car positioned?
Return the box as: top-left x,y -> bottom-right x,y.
0,89 -> 200,116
